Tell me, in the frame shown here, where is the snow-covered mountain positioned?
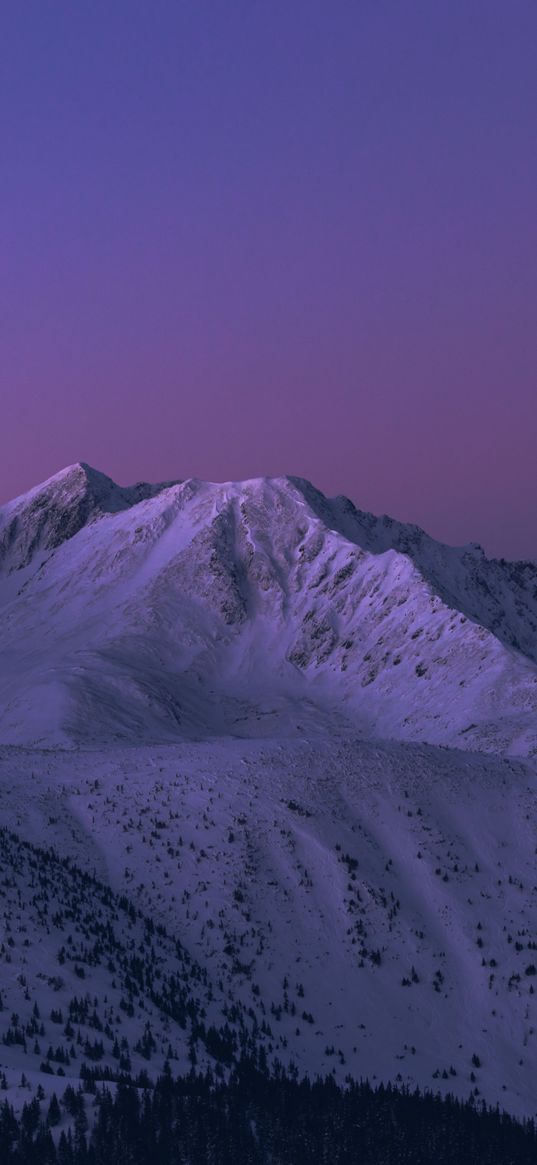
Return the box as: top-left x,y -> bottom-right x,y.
1,465 -> 537,1119
1,463 -> 537,753
0,462 -> 178,572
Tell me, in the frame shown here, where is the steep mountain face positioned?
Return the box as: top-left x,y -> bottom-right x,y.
0,463 -> 178,573
327,492 -> 537,665
0,467 -> 536,753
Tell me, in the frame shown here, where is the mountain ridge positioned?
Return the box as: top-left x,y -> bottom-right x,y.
1,465 -> 537,753
4,462 -> 533,566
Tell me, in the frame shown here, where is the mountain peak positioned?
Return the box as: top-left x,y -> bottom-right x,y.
0,462 -> 180,571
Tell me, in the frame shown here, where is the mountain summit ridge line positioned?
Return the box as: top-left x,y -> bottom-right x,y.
1,463 -> 537,753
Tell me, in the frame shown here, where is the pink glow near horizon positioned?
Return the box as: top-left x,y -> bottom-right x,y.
1,2 -> 536,558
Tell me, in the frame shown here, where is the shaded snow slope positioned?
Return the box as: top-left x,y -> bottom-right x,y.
2,739 -> 537,1118
1,468 -> 537,753
0,823 -> 268,1089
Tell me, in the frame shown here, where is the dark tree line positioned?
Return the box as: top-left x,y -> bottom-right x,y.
1,1059 -> 537,1165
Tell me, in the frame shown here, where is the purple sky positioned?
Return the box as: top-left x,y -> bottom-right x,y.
1,2 -> 536,558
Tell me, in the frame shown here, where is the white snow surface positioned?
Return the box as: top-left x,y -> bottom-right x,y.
1,466 -> 537,1117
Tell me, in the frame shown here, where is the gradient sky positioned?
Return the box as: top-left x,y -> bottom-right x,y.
1,1 -> 536,558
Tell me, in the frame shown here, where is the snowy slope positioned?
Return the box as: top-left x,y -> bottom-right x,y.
0,821 -> 267,1090
1,466 -> 537,754
327,491 -> 537,665
1,740 -> 537,1117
